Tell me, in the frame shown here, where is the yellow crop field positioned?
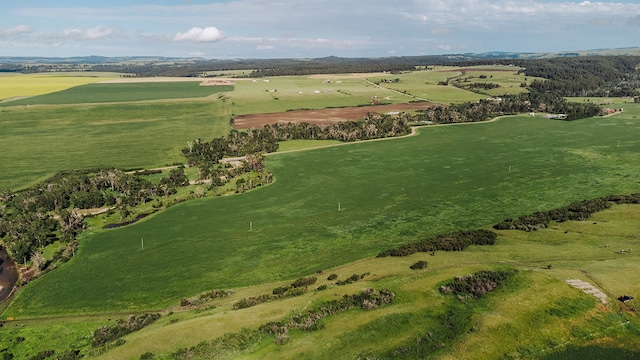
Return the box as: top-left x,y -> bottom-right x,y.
0,72 -> 117,101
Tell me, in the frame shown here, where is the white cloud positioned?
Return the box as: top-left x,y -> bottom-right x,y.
0,25 -> 32,38
3,1 -> 639,57
431,28 -> 452,35
63,25 -> 116,40
174,27 -> 225,42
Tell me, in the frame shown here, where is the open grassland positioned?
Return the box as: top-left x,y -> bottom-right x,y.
227,75 -> 408,115
0,82 -> 233,106
0,100 -> 231,191
100,205 -> 640,359
5,204 -> 639,359
0,72 -> 117,101
366,66 -> 540,103
218,66 -> 536,118
6,106 -> 640,317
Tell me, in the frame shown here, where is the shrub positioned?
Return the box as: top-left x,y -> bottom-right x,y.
327,273 -> 338,281
291,276 -> 317,288
377,229 -> 497,257
336,273 -> 368,286
410,260 -> 428,270
439,269 -> 515,300
274,332 -> 290,345
92,313 -> 161,347
272,286 -> 291,295
494,197 -> 614,231
180,289 -> 233,307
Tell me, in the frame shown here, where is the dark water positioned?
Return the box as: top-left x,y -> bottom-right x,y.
0,248 -> 18,302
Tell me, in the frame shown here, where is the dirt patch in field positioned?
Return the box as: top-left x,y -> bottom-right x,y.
233,102 -> 437,129
565,279 -> 608,304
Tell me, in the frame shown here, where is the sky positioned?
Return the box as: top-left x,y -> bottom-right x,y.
0,0 -> 639,59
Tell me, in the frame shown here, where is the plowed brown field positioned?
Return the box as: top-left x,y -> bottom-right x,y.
233,102 -> 436,129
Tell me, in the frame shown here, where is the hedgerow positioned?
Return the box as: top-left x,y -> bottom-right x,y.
493,195 -> 640,232
377,229 -> 497,257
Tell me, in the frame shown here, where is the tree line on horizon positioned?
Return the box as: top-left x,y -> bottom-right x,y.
4,55 -> 638,98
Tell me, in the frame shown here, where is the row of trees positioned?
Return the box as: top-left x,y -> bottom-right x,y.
412,91 -> 603,124
377,229 -> 497,257
183,113 -> 412,171
494,193 -> 640,231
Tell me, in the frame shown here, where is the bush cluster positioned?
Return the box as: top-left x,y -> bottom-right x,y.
493,196 -> 638,231
410,260 -> 428,270
291,276 -> 317,288
233,284 -> 308,310
180,289 -> 233,307
259,288 -> 396,336
92,313 -> 161,347
172,289 -> 395,359
335,272 -> 369,286
439,269 -> 515,300
377,229 -> 497,257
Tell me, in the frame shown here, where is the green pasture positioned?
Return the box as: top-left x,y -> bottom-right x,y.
228,76 -> 409,115
0,73 -> 116,101
367,66 -> 539,103
89,204 -> 640,359
0,100 -> 231,191
1,81 -> 232,106
6,106 -> 640,317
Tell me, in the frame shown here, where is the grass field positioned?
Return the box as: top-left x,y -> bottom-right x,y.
0,68 -> 532,191
227,75 -> 407,115
5,203 -> 638,359
2,72 -> 640,359
6,106 -> 640,317
0,82 -> 233,106
366,66 -> 538,103
0,72 -> 117,101
0,100 -> 231,191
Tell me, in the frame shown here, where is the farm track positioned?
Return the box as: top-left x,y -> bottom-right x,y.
362,78 -> 431,102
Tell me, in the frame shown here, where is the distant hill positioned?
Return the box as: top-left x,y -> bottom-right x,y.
0,55 -> 204,65
1,47 -> 639,65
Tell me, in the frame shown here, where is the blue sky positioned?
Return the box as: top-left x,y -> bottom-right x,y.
1,0 -> 639,58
